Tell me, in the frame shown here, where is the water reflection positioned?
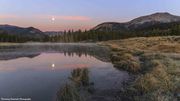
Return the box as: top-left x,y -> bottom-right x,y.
57,68 -> 94,101
0,43 -> 130,101
69,68 -> 90,87
0,53 -> 106,72
57,84 -> 83,101
51,63 -> 56,70
0,43 -> 110,62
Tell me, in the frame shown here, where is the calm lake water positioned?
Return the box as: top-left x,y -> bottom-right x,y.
0,43 -> 129,101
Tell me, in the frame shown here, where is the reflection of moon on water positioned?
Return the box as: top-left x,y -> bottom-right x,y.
51,63 -> 55,70
52,63 -> 55,67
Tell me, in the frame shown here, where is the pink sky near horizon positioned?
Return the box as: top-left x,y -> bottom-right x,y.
0,14 -> 131,31
0,15 -> 131,31
0,14 -> 97,31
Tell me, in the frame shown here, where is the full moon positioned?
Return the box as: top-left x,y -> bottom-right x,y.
51,17 -> 55,21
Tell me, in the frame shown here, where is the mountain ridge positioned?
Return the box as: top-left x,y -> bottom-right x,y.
92,12 -> 180,31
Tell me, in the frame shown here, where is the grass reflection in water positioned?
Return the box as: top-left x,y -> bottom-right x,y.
57,68 -> 94,101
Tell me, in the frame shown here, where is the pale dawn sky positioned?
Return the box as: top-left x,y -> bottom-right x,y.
0,0 -> 180,31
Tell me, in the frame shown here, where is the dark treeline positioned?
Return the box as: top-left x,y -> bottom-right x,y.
48,22 -> 180,42
49,30 -> 134,42
0,22 -> 180,43
0,34 -> 47,42
0,29 -> 48,42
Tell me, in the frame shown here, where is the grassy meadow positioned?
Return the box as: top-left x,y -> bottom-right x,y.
101,36 -> 180,101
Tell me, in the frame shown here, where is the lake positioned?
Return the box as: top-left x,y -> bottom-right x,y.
0,43 -> 130,101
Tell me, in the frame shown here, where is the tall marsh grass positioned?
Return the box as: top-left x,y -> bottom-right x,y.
57,68 -> 91,101
69,68 -> 90,87
57,84 -> 83,101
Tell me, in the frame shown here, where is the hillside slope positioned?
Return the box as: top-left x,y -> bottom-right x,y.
0,25 -> 47,40
93,12 -> 180,31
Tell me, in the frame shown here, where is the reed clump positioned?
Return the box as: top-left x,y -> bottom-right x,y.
111,52 -> 140,73
69,68 -> 90,87
57,84 -> 83,101
57,68 -> 93,101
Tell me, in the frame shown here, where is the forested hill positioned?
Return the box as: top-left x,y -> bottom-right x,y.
0,25 -> 48,42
